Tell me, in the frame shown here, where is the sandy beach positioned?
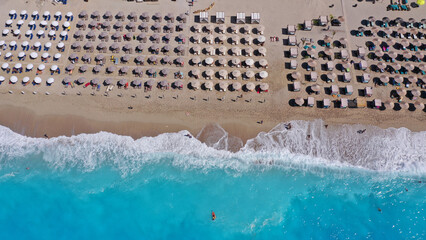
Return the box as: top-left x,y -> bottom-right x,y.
0,0 -> 424,146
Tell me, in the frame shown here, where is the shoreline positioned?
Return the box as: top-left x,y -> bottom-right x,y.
0,97 -> 424,145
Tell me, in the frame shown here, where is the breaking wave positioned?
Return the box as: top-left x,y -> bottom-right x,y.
0,120 -> 424,175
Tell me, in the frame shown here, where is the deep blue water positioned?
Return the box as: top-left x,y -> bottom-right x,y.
0,122 -> 425,239
0,155 -> 424,240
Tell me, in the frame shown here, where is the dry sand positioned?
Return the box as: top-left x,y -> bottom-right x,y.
0,0 -> 424,145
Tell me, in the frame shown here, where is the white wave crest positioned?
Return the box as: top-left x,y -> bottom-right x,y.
0,120 -> 424,175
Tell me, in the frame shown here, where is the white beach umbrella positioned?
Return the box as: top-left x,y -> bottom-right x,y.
47,78 -> 54,84
10,76 -> 18,83
23,77 -> 30,83
26,64 -> 33,70
2,63 -> 9,69
34,77 -> 42,84
0,76 -> 4,82
38,64 -> 45,70
50,65 -> 58,71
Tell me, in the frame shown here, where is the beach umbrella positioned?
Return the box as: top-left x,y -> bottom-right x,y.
91,78 -> 100,85
258,47 -> 267,56
79,65 -> 88,72
1,63 -> 9,70
119,66 -> 129,74
159,80 -> 168,88
219,81 -> 228,91
308,59 -> 317,68
9,76 -> 18,84
104,78 -> 113,86
419,64 -> 426,72
47,78 -> 54,84
190,80 -> 201,90
131,79 -> 142,87
291,71 -> 301,80
388,51 -> 397,59
259,83 -> 269,91
406,75 -> 416,83
411,89 -> 421,97
231,35 -> 240,44
232,70 -> 241,78
173,80 -> 183,89
231,47 -> 241,55
245,58 -> 254,67
42,52 -> 50,59
191,68 -> 201,77
133,67 -> 143,75
146,80 -> 155,87
118,79 -> 127,86
415,52 -> 424,61
232,82 -> 242,91
392,63 -> 401,71
384,100 -> 394,109
218,58 -> 227,66
33,77 -> 42,84
22,77 -> 30,84
0,77 -> 4,83
246,82 -> 255,91
217,45 -> 227,54
26,64 -> 33,70
38,64 -> 45,71
414,101 -> 425,110
257,36 -> 266,43
396,89 -> 407,96
76,77 -> 85,84
219,69 -> 228,79
400,39 -> 410,48
69,53 -> 78,60
375,50 -> 384,57
204,81 -> 213,90
245,71 -> 255,79
394,76 -> 404,84
377,62 -> 386,70
339,38 -> 347,46
259,59 -> 268,67
399,101 -> 409,110
232,58 -> 241,66
205,57 -> 214,65
205,69 -> 214,78
327,72 -> 337,81
311,84 -> 321,92
160,68 -> 169,76
259,71 -> 268,79
191,57 -> 201,65
405,63 -> 414,71
295,97 -> 304,106
50,65 -> 58,71
379,75 -> 389,83
62,76 -> 72,84
66,64 -> 75,71
81,54 -> 90,61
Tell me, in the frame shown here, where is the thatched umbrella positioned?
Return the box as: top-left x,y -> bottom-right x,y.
246,82 -> 255,91
291,71 -> 301,80
205,69 -> 214,78
399,101 -> 409,110
190,80 -> 201,90
219,81 -> 228,91
414,101 -> 425,110
204,81 -> 213,91
191,56 -> 201,65
232,82 -> 242,91
232,70 -> 241,79
295,97 -> 304,106
379,75 -> 389,83
245,71 -> 255,79
383,100 -> 394,109
219,69 -> 228,79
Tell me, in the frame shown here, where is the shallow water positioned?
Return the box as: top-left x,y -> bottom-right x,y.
0,121 -> 425,239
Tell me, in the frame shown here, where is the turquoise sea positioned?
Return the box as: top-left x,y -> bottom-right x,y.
0,120 -> 425,239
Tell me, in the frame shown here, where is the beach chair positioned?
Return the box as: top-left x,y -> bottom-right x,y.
374,99 -> 382,109
344,72 -> 352,82
365,87 -> 373,97
362,73 -> 371,83
310,72 -> 317,82
359,60 -> 368,70
290,47 -> 298,58
304,20 -> 312,31
323,99 -> 330,108
340,98 -> 348,108
288,36 -> 296,46
293,81 -> 301,92
287,25 -> 296,35
307,97 -> 315,107
331,85 -> 338,95
345,85 -> 353,95
290,60 -> 298,69
327,61 -> 334,71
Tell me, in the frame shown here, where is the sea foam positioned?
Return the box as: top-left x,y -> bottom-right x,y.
0,120 -> 424,175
